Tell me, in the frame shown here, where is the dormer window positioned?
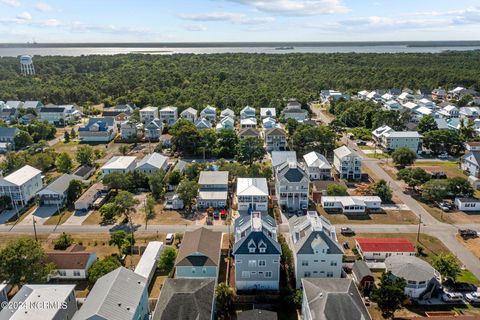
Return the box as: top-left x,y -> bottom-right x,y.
258,240 -> 267,253
248,239 -> 256,253
259,248 -> 266,253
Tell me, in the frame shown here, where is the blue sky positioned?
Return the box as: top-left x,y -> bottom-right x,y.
1,0 -> 480,42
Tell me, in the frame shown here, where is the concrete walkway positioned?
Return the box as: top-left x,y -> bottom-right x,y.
63,210 -> 94,226
19,206 -> 58,226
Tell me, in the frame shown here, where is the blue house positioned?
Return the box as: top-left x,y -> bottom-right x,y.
78,117 -> 117,142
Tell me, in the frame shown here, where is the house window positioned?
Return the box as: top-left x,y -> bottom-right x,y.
249,248 -> 255,253
202,268 -> 207,273
248,260 -> 257,268
191,268 -> 196,273
259,248 -> 266,253
236,259 -> 242,264
330,261 -> 337,266
73,271 -> 81,277
304,272 -> 311,277
265,271 -> 272,278
242,271 -> 250,278
302,260 -> 309,266
327,272 -> 333,278
58,271 -> 67,276
258,260 -> 266,267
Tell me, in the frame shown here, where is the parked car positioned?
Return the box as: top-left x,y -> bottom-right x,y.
459,229 -> 478,240
341,227 -> 355,236
357,141 -> 367,146
166,233 -> 174,245
465,292 -> 480,303
438,152 -> 449,159
441,292 -> 464,303
213,211 -> 220,219
436,202 -> 450,212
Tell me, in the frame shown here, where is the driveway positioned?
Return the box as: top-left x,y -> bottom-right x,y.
0,209 -> 21,224
63,210 -> 94,226
19,206 -> 58,226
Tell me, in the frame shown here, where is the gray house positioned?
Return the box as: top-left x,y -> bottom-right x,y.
275,161 -> 310,210
233,212 -> 281,291
37,174 -> 83,207
0,127 -> 20,151
461,151 -> 480,178
197,171 -> 229,209
175,227 -> 223,279
73,267 -> 149,320
152,278 -> 216,320
302,278 -> 371,320
333,146 -> 362,180
289,212 -> 343,288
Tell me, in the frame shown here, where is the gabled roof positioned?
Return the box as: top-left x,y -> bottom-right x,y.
0,165 -> 41,186
220,108 -> 235,117
271,151 -> 296,167
198,171 -> 228,185
79,117 -> 115,131
238,127 -> 259,137
240,118 -> 257,125
264,127 -> 285,137
5,101 -> 23,109
38,174 -> 82,195
352,260 -> 373,281
160,106 -> 177,112
181,107 -> 197,116
233,228 -> 281,255
302,278 -> 371,320
73,267 -> 147,320
356,237 -> 415,253
237,178 -> 268,197
0,127 -> 19,137
201,105 -> 216,114
152,278 -> 215,320
145,118 -> 163,129
294,229 -> 343,255
303,151 -> 331,169
175,228 -> 222,267
260,108 -> 276,117
241,106 -> 256,114
140,106 -> 158,112
23,101 -> 42,108
136,153 -> 167,170
46,250 -> 95,270
334,146 -> 358,159
40,106 -> 65,113
195,118 -> 212,129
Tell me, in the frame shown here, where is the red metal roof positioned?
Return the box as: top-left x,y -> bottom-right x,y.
356,238 -> 415,253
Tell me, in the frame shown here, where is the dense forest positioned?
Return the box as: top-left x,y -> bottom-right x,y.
0,51 -> 479,112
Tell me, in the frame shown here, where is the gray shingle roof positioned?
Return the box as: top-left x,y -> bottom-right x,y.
0,127 -> 19,137
152,278 -> 215,320
73,267 -> 147,320
302,278 -> 371,320
385,255 -> 437,283
237,309 -> 278,320
352,261 -> 373,282
39,174 -> 82,195
175,228 -> 223,267
271,151 -> 297,168
277,162 -> 308,183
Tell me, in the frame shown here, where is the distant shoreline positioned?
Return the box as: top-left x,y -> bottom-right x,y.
1,41 -> 480,49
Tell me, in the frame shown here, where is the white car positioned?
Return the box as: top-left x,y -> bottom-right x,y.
441,292 -> 464,303
165,233 -> 174,245
465,292 -> 480,303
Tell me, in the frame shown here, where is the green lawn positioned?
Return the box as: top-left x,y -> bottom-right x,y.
44,210 -> 74,226
367,153 -> 389,159
458,270 -> 480,285
413,160 -> 465,178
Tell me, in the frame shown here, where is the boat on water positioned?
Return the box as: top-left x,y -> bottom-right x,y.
275,46 -> 294,50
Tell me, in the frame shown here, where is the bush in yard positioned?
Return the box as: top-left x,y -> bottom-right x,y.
54,233 -> 73,250
88,256 -> 122,285
432,254 -> 461,282
326,184 -> 348,196
157,247 -> 177,273
370,179 -> 392,202
371,271 -> 406,319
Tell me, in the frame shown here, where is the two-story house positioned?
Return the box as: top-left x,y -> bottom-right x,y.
282,100 -> 308,122
461,151 -> 480,178
0,127 -> 20,151
236,177 -> 269,213
379,131 -> 423,153
159,106 -> 178,125
303,151 -> 332,180
333,146 -> 362,180
200,105 -> 217,122
289,212 -> 343,288
262,117 -> 277,129
216,116 -> 235,131
38,106 -> 67,125
120,120 -> 143,140
37,174 -> 83,207
240,118 -> 257,129
180,107 -> 198,122
144,118 -> 163,140
195,118 -> 213,130
220,108 -> 235,120
275,162 -> 309,210
175,227 -> 223,279
238,128 -> 259,140
197,171 -> 229,209
264,127 -> 286,151
233,212 -> 281,291
78,117 -> 117,143
0,165 -> 43,208
140,106 -> 159,124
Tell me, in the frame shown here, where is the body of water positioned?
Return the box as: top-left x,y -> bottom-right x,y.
1,44 -> 480,57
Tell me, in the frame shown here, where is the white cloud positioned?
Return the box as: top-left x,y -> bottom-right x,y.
0,0 -> 21,7
16,11 -> 32,21
35,2 -> 53,12
178,11 -> 274,24
183,24 -> 208,31
226,0 -> 349,16
69,21 -> 153,35
40,18 -> 60,27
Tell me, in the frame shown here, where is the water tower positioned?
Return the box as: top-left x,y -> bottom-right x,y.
20,55 -> 35,76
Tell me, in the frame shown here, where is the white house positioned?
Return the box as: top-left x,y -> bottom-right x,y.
283,101 -> 308,122
236,177 -> 269,212
264,127 -> 286,151
0,165 -> 42,208
379,131 -> 423,153
180,107 -> 198,122
403,101 -> 419,112
455,197 -> 480,212
120,120 -> 143,140
139,106 -> 159,124
289,212 -> 343,288
101,156 -> 137,175
0,284 -> 77,320
38,106 -> 68,125
321,196 -> 382,214
136,153 -> 168,174
197,171 -> 229,209
144,118 -> 163,140
134,241 -> 163,286
461,151 -> 480,178
200,105 -> 217,121
439,105 -> 459,118
320,90 -> 349,102
240,106 -> 256,120
418,98 -> 435,109
46,245 -> 97,280
159,106 -> 178,125
333,146 -> 362,180
355,237 -> 416,262
398,92 -> 414,103
260,108 -> 276,119
385,255 -> 440,299
74,183 -> 107,212
262,117 -> 277,129
372,125 -> 394,142
78,117 -> 117,143
303,151 -> 332,180
240,118 -> 257,129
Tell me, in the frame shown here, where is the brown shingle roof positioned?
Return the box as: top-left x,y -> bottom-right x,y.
265,127 -> 286,137
46,251 -> 95,270
175,228 -> 222,267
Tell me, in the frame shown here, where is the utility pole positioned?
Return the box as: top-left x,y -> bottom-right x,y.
416,213 -> 422,244
32,216 -> 38,242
